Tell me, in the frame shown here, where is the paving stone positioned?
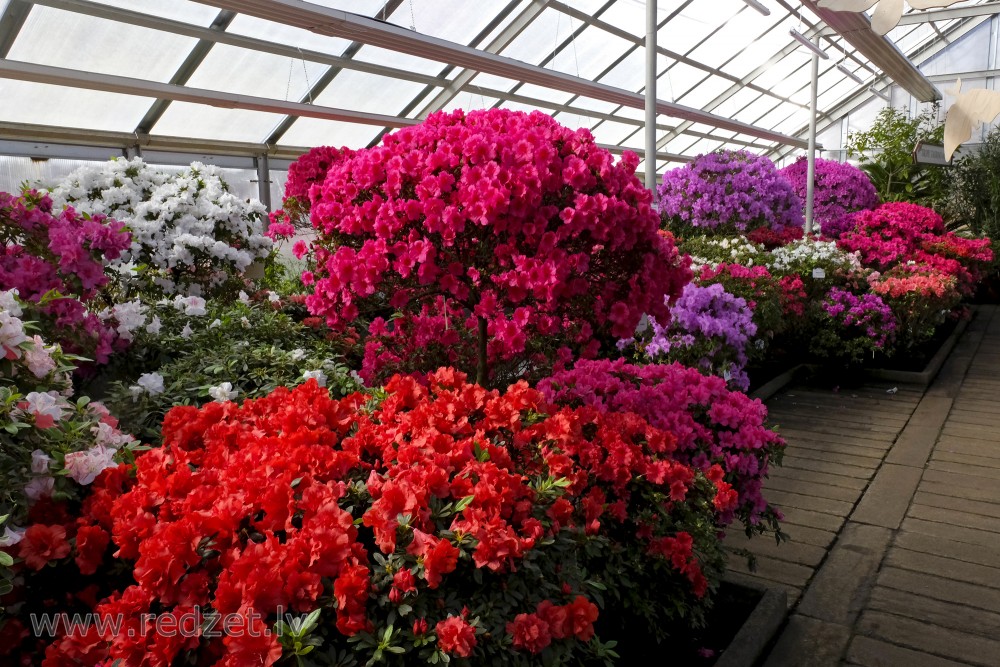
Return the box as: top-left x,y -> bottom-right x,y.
946,409 -> 999,427
726,553 -> 814,588
771,506 -> 846,533
778,436 -> 888,460
884,396 -> 953,467
932,435 -> 1000,461
908,503 -> 1000,536
901,516 -> 1000,549
850,464 -> 923,529
765,489 -> 854,517
927,458 -> 1000,480
918,479 -> 1000,506
868,585 -> 1000,638
728,522 -> 836,549
769,416 -> 901,437
912,490 -> 1000,520
763,614 -> 850,667
847,635 -> 972,667
768,466 -> 868,491
725,571 -> 802,610
941,423 -> 1000,442
877,566 -> 1000,614
795,522 -> 891,625
922,468 -> 1000,497
780,453 -> 877,477
725,533 -> 828,568
766,476 -> 863,503
856,610 -> 1000,667
930,449 -> 1000,471
885,548 -> 1000,591
894,530 -> 1000,569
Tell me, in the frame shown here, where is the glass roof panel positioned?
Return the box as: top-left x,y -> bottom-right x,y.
8,6 -> 197,82
88,0 -> 221,26
546,25 -> 635,81
596,48 -> 647,91
280,118 -> 384,149
687,8 -> 771,69
0,81 -> 155,131
442,93 -> 502,113
724,16 -> 797,80
182,44 -> 329,100
589,120 -> 640,146
153,105 -> 288,143
660,13 -> 718,55
497,8 -> 571,66
308,69 -> 433,115
353,44 -> 451,76
675,76 -> 732,108
387,0 -> 513,44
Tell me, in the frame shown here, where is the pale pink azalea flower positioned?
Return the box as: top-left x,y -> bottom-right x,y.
64,446 -> 117,485
24,476 -> 54,501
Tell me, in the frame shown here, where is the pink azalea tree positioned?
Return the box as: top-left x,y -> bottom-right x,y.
303,109 -> 690,386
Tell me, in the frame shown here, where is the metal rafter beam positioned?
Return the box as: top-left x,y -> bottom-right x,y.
897,1 -> 1000,25
0,0 -> 33,57
190,0 -> 808,147
0,59 -> 419,128
800,0 -> 941,102
415,0 -> 548,118
769,12 -> 990,162
135,9 -> 236,135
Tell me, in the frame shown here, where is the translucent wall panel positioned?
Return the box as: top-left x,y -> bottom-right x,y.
9,6 -> 197,82
0,81 -> 155,131
152,105 -> 288,143
919,20 -> 992,76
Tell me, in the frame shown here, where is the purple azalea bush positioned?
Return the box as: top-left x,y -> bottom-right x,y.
779,157 -> 879,239
810,286 -> 897,364
635,282 -> 757,390
659,150 -> 804,237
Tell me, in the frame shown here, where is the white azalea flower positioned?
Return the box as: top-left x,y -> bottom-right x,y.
135,372 -> 165,395
302,370 -> 327,387
209,382 -> 238,403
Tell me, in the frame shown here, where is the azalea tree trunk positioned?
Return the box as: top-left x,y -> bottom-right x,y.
476,316 -> 488,387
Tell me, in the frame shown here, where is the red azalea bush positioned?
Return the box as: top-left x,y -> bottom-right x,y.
303,108 -> 690,386
746,225 -> 804,249
538,359 -> 784,534
10,370 -> 731,665
0,190 -> 132,364
838,202 -> 993,294
267,146 -> 355,239
868,264 -> 961,348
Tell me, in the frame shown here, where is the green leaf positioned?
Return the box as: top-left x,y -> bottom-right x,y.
452,495 -> 474,513
0,552 -> 13,567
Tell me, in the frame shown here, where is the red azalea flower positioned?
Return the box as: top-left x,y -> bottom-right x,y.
74,524 -> 111,575
435,616 -> 476,657
507,612 -> 552,654
19,524 -> 70,570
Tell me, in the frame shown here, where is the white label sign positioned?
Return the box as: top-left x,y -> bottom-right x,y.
812,268 -> 826,279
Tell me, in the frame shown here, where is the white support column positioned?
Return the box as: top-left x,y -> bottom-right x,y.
645,0 -> 657,199
255,153 -> 272,211
805,36 -> 820,236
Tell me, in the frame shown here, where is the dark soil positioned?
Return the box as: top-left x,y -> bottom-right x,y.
604,581 -> 763,666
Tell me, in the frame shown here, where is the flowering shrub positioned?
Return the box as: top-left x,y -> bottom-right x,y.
779,157 -> 879,238
696,263 -> 785,349
13,371 -> 730,665
681,235 -> 765,273
809,287 -> 897,364
838,202 -> 993,295
767,238 -> 866,298
95,295 -> 359,444
746,225 -> 805,249
0,289 -> 136,526
47,157 -> 273,299
267,145 -> 355,239
658,150 -> 803,237
869,264 -> 961,349
304,108 -> 689,386
1,190 -> 132,365
538,359 -> 784,533
633,283 -> 757,391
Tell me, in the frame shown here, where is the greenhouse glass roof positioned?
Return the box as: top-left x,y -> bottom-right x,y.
0,0 -> 998,174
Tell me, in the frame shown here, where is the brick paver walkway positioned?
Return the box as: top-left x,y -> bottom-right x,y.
737,305 -> 1000,666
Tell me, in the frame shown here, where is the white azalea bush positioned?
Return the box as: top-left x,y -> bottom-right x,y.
681,235 -> 766,271
45,157 -> 273,299
766,237 -> 867,297
0,289 -> 137,528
